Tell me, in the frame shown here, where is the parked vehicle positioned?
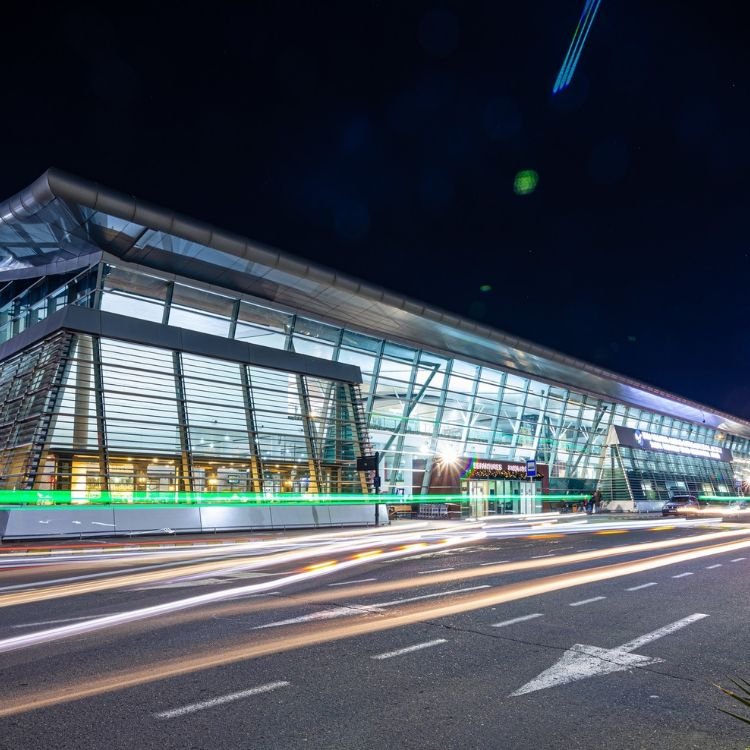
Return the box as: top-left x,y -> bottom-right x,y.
661,495 -> 700,516
726,499 -> 749,511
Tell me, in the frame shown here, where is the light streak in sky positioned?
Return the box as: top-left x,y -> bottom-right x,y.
553,0 -> 603,94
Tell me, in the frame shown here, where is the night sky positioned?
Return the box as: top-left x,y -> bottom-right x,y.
2,2 -> 749,417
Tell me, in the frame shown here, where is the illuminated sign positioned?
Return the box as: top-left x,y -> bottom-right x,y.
460,458 -> 546,480
613,426 -> 731,462
471,461 -> 527,473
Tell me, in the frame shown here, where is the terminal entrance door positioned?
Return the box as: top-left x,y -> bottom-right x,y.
466,478 -> 538,517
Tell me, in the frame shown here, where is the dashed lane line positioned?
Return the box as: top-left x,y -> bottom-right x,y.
328,578 -> 378,587
569,596 -> 606,607
731,557 -> 746,562
530,554 -> 555,559
480,560 -> 510,566
154,681 -> 290,719
626,582 -> 658,591
672,572 -> 694,578
371,639 -> 447,660
705,564 -> 722,569
418,567 -> 455,574
492,613 -> 543,628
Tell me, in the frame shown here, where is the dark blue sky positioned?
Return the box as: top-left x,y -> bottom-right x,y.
2,1 -> 749,417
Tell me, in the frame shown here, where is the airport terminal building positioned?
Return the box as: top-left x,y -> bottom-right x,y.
0,169 -> 748,524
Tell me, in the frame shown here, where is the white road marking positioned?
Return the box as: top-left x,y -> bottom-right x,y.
338,585 -> 491,609
254,585 -> 491,629
136,578 -> 228,589
154,681 -> 290,719
626,582 -> 657,591
705,564 -> 722,569
11,614 -> 110,629
511,613 -> 709,696
418,567 -> 455,574
569,596 -> 606,607
480,560 -> 510,566
492,613 -> 543,628
672,572 -> 694,578
328,578 -> 377,587
731,557 -> 746,562
531,554 -> 555,559
371,639 -> 447,660
619,613 -> 709,652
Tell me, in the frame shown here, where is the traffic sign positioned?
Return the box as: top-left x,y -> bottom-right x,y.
526,459 -> 537,477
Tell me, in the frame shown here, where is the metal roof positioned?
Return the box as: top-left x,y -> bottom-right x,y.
2,168 -> 749,438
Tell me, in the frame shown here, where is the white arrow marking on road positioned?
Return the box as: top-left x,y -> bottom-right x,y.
511,613 -> 708,697
253,585 -> 491,629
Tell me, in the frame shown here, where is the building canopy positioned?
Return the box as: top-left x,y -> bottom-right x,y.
2,168 -> 748,439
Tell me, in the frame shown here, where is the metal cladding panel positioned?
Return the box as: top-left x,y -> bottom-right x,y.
328,505 -> 384,526
112,507 -> 202,532
198,506 -> 273,531
2,507 -> 117,538
268,505 -> 318,528
1,168 -> 749,437
0,505 -> 386,538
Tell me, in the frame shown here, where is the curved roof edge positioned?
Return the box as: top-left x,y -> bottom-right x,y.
4,167 -> 749,436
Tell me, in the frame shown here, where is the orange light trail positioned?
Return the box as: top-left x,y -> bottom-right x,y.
2,534 -> 749,718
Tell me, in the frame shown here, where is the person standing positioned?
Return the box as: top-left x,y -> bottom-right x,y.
592,489 -> 602,514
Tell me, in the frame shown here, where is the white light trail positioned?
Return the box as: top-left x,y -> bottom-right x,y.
0,533 -> 486,654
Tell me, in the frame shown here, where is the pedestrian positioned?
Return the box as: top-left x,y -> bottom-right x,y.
591,489 -> 602,514
586,494 -> 594,514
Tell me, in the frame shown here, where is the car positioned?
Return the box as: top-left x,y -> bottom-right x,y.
726,499 -> 749,511
662,495 -> 701,516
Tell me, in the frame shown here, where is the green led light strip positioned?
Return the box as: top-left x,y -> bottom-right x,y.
0,491 -> 590,508
699,496 -> 747,502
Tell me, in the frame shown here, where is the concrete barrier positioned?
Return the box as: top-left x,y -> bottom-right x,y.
0,503 -> 390,540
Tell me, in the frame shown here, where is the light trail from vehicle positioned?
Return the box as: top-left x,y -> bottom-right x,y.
2,533 -> 750,718
0,531 -> 487,652
0,527 -> 748,654
0,528 -> 477,604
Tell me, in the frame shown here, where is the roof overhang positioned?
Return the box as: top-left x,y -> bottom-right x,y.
1,168 -> 748,438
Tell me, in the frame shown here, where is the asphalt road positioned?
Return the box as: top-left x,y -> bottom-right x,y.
0,517 -> 748,749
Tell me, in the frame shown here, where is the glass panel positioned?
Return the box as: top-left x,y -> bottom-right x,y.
168,284 -> 234,337
235,301 -> 289,349
100,265 -> 168,323
182,354 -> 250,458
100,339 -> 181,454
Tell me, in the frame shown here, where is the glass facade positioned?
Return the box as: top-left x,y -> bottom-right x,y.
2,258 -> 748,504
2,168 -> 749,510
604,445 -> 736,505
0,326 -> 369,496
